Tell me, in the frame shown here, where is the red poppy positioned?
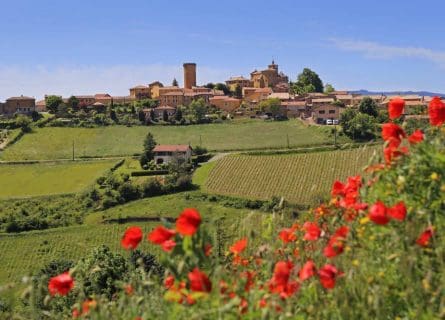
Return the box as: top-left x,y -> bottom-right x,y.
48,272 -> 74,296
323,226 -> 349,258
82,299 -> 97,315
204,243 -> 213,256
387,201 -> 407,221
269,261 -> 299,298
147,226 -> 175,244
303,222 -> 321,241
230,238 -> 248,255
72,308 -> 80,318
388,98 -> 405,120
241,270 -> 256,292
331,180 -> 345,196
279,227 -> 297,243
369,201 -> 390,225
382,123 -> 406,148
164,275 -> 175,289
318,264 -> 341,289
161,239 -> 176,252
125,284 -> 134,296
428,96 -> 445,126
408,130 -> 424,144
416,227 -> 434,247
121,226 -> 143,250
384,145 -> 408,165
299,260 -> 316,281
176,208 -> 202,236
188,268 -> 212,293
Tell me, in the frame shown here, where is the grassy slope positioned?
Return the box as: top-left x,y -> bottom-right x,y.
0,192 -> 265,284
0,160 -> 117,199
204,146 -> 380,205
0,120 -> 344,160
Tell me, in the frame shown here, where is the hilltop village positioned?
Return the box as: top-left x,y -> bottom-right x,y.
0,62 -> 436,126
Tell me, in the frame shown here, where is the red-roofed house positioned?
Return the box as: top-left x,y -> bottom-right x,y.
153,144 -> 192,165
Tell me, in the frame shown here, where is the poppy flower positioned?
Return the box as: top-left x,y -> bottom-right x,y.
408,130 -> 424,144
416,227 -> 434,247
303,222 -> 321,241
428,96 -> 445,126
230,238 -> 248,255
368,201 -> 390,225
384,145 -> 408,165
241,270 -> 256,292
323,226 -> 349,258
279,227 -> 297,243
382,123 -> 406,148
121,226 -> 143,250
164,275 -> 175,289
82,299 -> 97,315
176,208 -> 202,236
388,98 -> 405,120
331,180 -> 345,196
204,243 -> 212,256
147,226 -> 175,244
299,260 -> 316,281
48,272 -> 74,296
124,284 -> 134,296
318,264 -> 341,289
72,308 -> 80,318
161,239 -> 176,252
387,201 -> 407,221
188,268 -> 212,293
269,261 -> 299,298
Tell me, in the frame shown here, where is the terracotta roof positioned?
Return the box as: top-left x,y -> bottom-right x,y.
227,76 -> 250,81
75,95 -> 95,99
254,88 -> 273,93
163,92 -> 184,96
7,96 -> 35,101
130,85 -> 149,89
155,105 -> 176,110
93,102 -> 105,106
335,94 -> 353,100
312,98 -> 335,103
210,96 -> 240,102
36,100 -> 46,106
153,145 -> 191,152
281,101 -> 306,107
269,92 -> 290,100
95,93 -> 111,98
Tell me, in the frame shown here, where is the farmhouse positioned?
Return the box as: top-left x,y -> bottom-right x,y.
1,96 -> 36,116
312,103 -> 344,124
153,105 -> 176,119
209,96 -> 241,112
153,144 -> 192,165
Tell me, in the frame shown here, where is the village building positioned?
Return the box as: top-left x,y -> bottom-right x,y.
281,101 -> 308,118
352,94 -> 385,106
35,99 -> 46,112
209,96 -> 242,112
94,93 -> 113,105
250,61 -> 289,91
225,76 -> 252,91
243,87 -> 273,106
312,103 -> 345,124
129,85 -> 151,100
153,144 -> 192,165
1,96 -> 36,116
153,105 -> 176,119
334,94 -> 353,106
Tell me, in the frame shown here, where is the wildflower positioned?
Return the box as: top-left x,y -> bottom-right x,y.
188,268 -> 212,293
428,96 -> 445,126
48,272 -> 74,296
147,226 -> 176,252
299,260 -> 316,281
382,123 -> 406,148
430,172 -> 439,181
164,275 -> 175,289
82,299 -> 97,315
416,227 -> 434,247
72,308 -> 80,318
368,201 -> 390,225
387,201 -> 407,221
125,284 -> 134,295
161,239 -> 176,252
318,264 -> 341,289
204,243 -> 213,256
408,130 -> 424,144
279,227 -> 297,243
303,222 -> 321,241
176,208 -> 201,236
384,145 -> 408,165
388,97 -> 405,120
323,226 -> 349,258
121,226 -> 143,250
268,261 -> 299,298
230,238 -> 248,255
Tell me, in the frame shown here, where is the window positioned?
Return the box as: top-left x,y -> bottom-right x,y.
329,110 -> 335,114
319,110 -> 325,114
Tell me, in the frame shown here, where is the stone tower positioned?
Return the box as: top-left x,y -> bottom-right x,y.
183,63 -> 196,89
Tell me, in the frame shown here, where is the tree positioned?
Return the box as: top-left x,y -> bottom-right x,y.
172,78 -> 179,87
150,109 -> 155,121
189,98 -> 207,123
15,115 -> 32,132
345,113 -> 377,140
258,98 -> 282,117
291,68 -> 323,94
324,83 -> 335,93
175,107 -> 183,121
45,95 -> 63,114
139,132 -> 156,167
233,84 -> 242,99
67,96 -> 79,111
162,110 -> 169,122
110,109 -> 118,122
138,109 -> 146,123
214,83 -> 231,95
204,83 -> 215,89
358,97 -> 378,117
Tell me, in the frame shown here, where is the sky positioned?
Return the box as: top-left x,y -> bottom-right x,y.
1,0 -> 445,100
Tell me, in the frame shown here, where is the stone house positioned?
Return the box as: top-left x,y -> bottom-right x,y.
153,105 -> 176,119
1,96 -> 36,116
153,145 -> 192,165
312,104 -> 345,124
209,96 -> 242,112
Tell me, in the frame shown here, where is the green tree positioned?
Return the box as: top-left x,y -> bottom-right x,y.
291,68 -> 323,94
172,78 -> 179,87
204,82 -> 215,89
358,97 -> 378,117
258,98 -> 282,117
189,98 -> 207,123
324,83 -> 335,93
346,113 -> 377,140
233,84 -> 242,99
45,95 -> 63,114
139,132 -> 156,166
214,83 -> 231,95
162,110 -> 169,122
15,115 -> 32,132
175,107 -> 183,121
110,109 -> 118,122
138,109 -> 146,123
67,96 -> 79,111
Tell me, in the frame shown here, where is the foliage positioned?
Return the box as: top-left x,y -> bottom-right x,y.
45,95 -> 64,114
258,98 -> 282,116
324,83 -> 335,93
15,115 -> 32,133
139,132 -> 156,167
345,113 -> 377,140
172,78 -> 179,87
291,68 -> 324,94
188,98 -> 207,123
233,84 -> 242,99
358,96 -> 379,117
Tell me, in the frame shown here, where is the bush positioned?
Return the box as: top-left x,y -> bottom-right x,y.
141,178 -> 163,197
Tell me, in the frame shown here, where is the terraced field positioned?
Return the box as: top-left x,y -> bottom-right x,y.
204,146 -> 380,205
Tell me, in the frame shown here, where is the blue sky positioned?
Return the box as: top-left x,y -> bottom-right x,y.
1,0 -> 445,100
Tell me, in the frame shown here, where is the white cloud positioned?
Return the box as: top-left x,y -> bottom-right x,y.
329,38 -> 445,68
0,64 -> 233,101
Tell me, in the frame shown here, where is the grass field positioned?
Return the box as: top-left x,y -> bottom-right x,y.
202,146 -> 380,205
0,120 -> 345,160
0,160 -> 117,199
0,192 -> 266,285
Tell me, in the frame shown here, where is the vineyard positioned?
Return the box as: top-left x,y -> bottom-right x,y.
204,146 -> 380,205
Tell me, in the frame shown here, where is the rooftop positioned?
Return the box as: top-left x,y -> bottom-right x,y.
153,145 -> 191,152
